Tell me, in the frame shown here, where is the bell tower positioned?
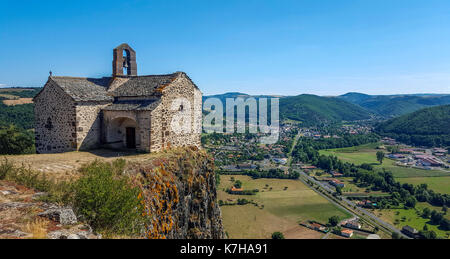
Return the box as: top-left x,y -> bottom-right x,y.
112,43 -> 137,76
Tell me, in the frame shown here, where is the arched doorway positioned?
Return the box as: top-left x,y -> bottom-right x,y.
106,117 -> 140,149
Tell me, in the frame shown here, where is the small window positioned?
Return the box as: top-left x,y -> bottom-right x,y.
45,117 -> 53,130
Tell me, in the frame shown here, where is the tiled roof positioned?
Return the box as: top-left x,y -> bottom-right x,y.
108,72 -> 183,97
49,76 -> 113,102
48,71 -> 197,102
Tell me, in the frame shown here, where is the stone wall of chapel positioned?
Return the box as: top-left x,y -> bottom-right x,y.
102,110 -> 151,152
34,75 -> 202,154
149,76 -> 202,152
34,81 -> 77,154
76,102 -> 110,150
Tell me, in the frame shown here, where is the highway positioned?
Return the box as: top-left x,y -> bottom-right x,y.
299,171 -> 410,239
285,131 -> 410,239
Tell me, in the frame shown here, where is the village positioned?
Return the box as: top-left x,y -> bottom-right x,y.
204,119 -> 449,239
381,137 -> 450,171
203,122 -> 375,176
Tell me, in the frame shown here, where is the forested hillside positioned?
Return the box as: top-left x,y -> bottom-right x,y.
0,88 -> 40,129
0,88 -> 40,154
375,105 -> 450,147
340,92 -> 450,117
279,94 -> 373,126
0,103 -> 34,129
203,93 -> 374,126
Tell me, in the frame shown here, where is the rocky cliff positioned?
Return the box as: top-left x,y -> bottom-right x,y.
0,147 -> 225,239
130,147 -> 225,239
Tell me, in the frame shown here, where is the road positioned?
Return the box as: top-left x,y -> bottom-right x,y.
284,131 -> 410,239
299,171 -> 409,239
287,130 -> 302,167
298,175 -> 356,217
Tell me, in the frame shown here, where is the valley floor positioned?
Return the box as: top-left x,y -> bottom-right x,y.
373,202 -> 450,239
318,143 -> 450,239
319,144 -> 450,195
218,175 -> 352,239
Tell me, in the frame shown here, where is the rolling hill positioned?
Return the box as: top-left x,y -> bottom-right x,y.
279,94 -> 373,126
375,105 -> 450,147
204,93 -> 373,126
203,92 -> 282,104
0,88 -> 40,129
339,92 -> 450,117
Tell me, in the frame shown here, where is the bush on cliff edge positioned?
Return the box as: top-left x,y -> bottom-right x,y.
73,159 -> 145,235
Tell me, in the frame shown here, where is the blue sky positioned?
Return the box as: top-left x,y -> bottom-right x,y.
1,0 -> 450,95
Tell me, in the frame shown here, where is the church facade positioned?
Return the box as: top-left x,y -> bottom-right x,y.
33,43 -> 202,154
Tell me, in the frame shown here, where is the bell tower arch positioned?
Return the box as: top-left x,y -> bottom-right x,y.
112,43 -> 137,76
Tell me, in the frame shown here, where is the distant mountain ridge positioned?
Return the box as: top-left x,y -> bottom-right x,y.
204,92 -> 373,126
375,104 -> 450,147
339,92 -> 450,117
203,92 -> 282,104
279,94 -> 373,126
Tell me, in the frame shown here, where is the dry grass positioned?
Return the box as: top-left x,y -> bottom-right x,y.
3,98 -> 33,106
3,149 -> 165,181
23,218 -> 49,239
218,175 -> 351,239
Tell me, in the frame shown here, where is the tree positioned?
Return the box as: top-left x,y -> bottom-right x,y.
0,124 -> 35,155
335,186 -> 343,196
440,218 -> 450,231
405,196 -> 417,208
422,207 -> 431,218
332,226 -> 342,235
271,232 -> 285,239
376,151 -> 385,165
392,232 -> 401,239
419,230 -> 437,239
328,216 -> 340,227
430,210 -> 444,225
234,180 -> 242,189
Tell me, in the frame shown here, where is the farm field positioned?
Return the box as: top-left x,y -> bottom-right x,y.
373,203 -> 450,239
320,145 -> 449,178
218,175 -> 352,239
397,177 -> 450,195
319,144 -> 450,195
340,177 -> 364,193
3,98 -> 33,106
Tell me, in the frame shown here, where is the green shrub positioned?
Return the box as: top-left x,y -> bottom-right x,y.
73,160 -> 144,235
271,232 -> 285,239
0,158 -> 14,179
7,166 -> 52,191
0,124 -> 35,155
1,158 -> 145,236
0,159 -> 72,204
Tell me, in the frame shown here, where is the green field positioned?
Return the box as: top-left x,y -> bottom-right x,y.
218,175 -> 352,239
320,144 -> 449,178
397,177 -> 450,195
374,203 -> 450,239
319,144 -> 450,195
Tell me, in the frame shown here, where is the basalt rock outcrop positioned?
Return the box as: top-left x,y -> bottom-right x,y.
131,147 -> 225,239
